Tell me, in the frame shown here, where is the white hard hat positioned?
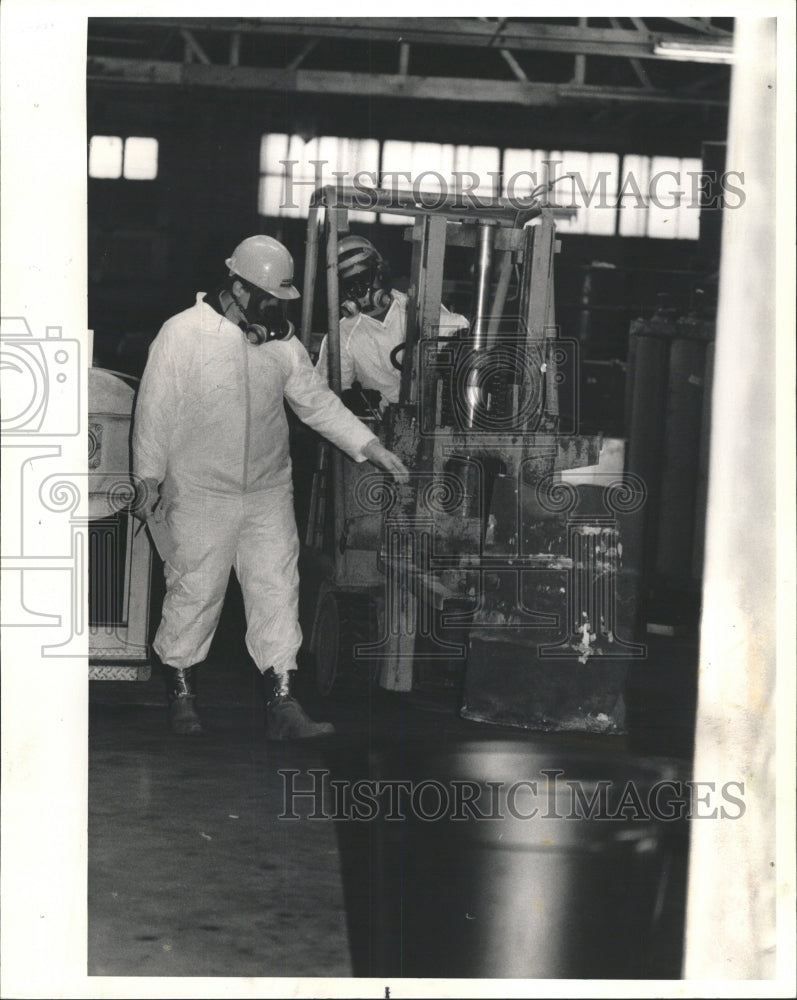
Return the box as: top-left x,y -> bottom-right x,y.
337,235 -> 384,279
225,235 -> 300,299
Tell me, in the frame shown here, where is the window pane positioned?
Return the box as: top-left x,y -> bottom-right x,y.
380,140 -> 496,224
549,150 -> 585,233
584,152 -> 619,235
647,156 -> 683,238
288,135 -> 321,180
502,149 -> 549,201
345,137 -> 380,176
89,135 -> 123,178
412,142 -> 454,194
380,140 -> 455,221
678,157 -> 702,239
381,139 -> 413,184
380,139 -> 416,224
260,133 -> 382,220
318,135 -> 378,178
453,145 -> 499,203
317,136 -> 380,222
258,175 -> 284,217
618,155 -> 701,240
260,133 -> 290,174
618,155 -> 649,236
123,137 -> 158,180
553,151 -> 619,236
348,145 -> 380,223
279,136 -> 321,217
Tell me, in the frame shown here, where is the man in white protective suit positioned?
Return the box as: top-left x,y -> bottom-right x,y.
131,235 -> 408,738
315,235 -> 469,411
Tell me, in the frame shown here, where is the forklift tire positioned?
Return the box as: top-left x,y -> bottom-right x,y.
312,591 -> 340,696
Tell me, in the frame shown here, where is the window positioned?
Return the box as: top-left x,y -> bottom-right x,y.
259,133 -> 500,225
502,149 -> 620,235
89,136 -> 124,178
380,140 -> 447,224
122,137 -> 159,180
550,151 -> 620,236
259,134 -> 380,222
379,141 -> 500,224
618,155 -> 701,240
256,133 -> 700,241
502,148 -> 551,202
88,135 -> 159,180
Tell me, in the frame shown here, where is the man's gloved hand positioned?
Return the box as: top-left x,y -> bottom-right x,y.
362,439 -> 409,484
132,476 -> 162,522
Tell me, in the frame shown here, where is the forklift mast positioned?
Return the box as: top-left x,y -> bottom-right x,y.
299,185 -> 640,732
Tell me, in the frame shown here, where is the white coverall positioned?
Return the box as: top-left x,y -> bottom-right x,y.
315,289 -> 468,405
132,293 -> 378,676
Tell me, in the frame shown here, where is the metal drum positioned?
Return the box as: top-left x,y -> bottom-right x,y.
365,739 -> 685,979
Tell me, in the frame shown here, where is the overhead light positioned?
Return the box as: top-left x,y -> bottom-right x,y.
653,38 -> 734,65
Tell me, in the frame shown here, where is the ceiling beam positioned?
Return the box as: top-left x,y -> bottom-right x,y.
398,42 -> 410,77
484,17 -> 508,46
572,17 -> 587,85
477,17 -> 527,81
498,49 -> 528,82
86,56 -> 729,107
229,31 -> 241,67
179,28 -> 211,66
609,17 -> 653,89
97,18 -> 734,63
286,38 -> 319,71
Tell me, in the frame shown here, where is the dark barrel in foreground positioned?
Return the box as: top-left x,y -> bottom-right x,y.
365,739 -> 686,979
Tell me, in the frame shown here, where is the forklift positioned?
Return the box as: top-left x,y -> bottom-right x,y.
297,184 -> 643,732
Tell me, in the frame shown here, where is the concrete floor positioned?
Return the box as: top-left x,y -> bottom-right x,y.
88,589 -> 696,982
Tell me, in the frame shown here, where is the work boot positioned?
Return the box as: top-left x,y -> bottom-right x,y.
263,668 -> 335,740
163,665 -> 204,735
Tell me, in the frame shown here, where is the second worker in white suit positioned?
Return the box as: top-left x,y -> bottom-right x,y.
315,235 -> 469,410
132,235 -> 408,738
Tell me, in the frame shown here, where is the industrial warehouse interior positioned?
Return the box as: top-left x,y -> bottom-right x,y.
0,10 -> 792,1000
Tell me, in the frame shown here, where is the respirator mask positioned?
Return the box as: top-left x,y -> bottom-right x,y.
340,262 -> 392,318
236,280 -> 294,345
